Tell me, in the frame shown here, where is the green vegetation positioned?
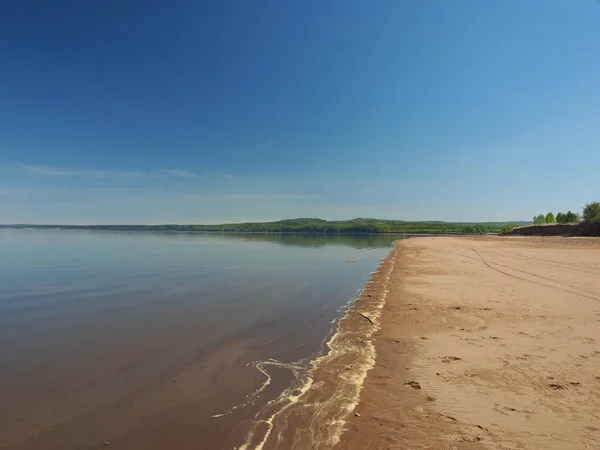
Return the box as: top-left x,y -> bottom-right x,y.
501,223 -> 522,233
583,202 -> 600,223
0,218 -> 528,235
565,211 -> 580,223
553,211 -> 579,224
507,203 -> 600,236
531,206 -> 589,226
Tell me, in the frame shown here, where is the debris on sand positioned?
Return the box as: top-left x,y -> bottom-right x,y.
357,311 -> 374,325
441,356 -> 462,363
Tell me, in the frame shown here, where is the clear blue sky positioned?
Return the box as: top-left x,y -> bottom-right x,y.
1,0 -> 599,224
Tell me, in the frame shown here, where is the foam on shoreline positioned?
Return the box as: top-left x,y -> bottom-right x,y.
237,243 -> 399,449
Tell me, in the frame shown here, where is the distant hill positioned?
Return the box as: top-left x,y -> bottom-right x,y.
0,218 -> 529,235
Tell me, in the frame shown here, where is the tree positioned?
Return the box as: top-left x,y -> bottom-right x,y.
545,212 -> 555,224
565,210 -> 580,223
556,212 -> 567,224
502,223 -> 520,233
583,202 -> 600,223
533,214 -> 545,224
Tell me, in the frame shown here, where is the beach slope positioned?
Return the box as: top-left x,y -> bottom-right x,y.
337,236 -> 600,449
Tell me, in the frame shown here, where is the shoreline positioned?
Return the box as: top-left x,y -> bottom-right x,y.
0,232 -> 393,450
237,242 -> 400,448
336,236 -> 600,449
1,226 -> 499,237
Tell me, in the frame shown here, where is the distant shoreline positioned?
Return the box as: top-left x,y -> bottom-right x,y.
0,226 -> 500,237
0,217 -> 524,235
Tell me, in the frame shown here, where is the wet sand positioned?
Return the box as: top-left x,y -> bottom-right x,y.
336,236 -> 600,449
245,247 -> 399,449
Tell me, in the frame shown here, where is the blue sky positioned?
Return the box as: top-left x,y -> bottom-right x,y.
1,0 -> 599,224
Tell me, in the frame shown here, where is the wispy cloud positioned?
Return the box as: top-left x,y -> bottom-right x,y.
0,186 -> 164,196
83,188 -> 163,193
163,169 -> 200,178
184,194 -> 211,199
184,193 -> 321,201
19,164 -> 200,179
0,186 -> 34,195
20,164 -> 155,178
220,194 -> 321,200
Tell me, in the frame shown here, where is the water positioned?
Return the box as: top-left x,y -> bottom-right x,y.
0,229 -> 397,450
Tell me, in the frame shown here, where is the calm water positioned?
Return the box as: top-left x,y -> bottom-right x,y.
0,229 -> 397,450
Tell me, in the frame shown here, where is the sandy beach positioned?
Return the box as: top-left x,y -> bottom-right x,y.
336,236 -> 600,450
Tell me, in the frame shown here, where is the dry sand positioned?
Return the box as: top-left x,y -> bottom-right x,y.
336,236 -> 600,450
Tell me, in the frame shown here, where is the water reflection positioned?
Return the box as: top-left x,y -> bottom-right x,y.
45,230 -> 402,249
0,229 -> 400,450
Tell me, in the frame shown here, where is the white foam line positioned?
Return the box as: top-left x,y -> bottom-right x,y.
240,246 -> 398,449
211,360 -> 303,420
239,375 -> 315,450
320,253 -> 396,447
300,256 -> 395,448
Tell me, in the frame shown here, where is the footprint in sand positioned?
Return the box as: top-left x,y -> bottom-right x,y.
376,374 -> 392,380
460,326 -> 488,333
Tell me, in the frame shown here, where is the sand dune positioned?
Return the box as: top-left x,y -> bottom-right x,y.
337,236 -> 600,450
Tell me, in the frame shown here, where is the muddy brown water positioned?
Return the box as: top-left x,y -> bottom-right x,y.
0,230 -> 397,449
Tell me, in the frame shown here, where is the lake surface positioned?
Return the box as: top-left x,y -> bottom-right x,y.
0,229 -> 397,450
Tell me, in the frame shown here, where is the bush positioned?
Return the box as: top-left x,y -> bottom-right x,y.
583,202 -> 600,223
533,214 -> 545,225
545,212 -> 555,224
502,223 -> 520,232
565,211 -> 580,223
556,212 -> 567,224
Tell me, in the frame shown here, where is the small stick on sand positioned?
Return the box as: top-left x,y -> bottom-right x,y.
357,312 -> 374,325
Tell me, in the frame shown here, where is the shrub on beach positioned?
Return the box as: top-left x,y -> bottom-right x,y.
501,223 -> 520,232
565,211 -> 580,223
583,202 -> 600,223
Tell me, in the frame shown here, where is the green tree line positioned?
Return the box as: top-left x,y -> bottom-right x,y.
533,211 -> 579,224
2,218 -> 524,235
532,202 -> 600,225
